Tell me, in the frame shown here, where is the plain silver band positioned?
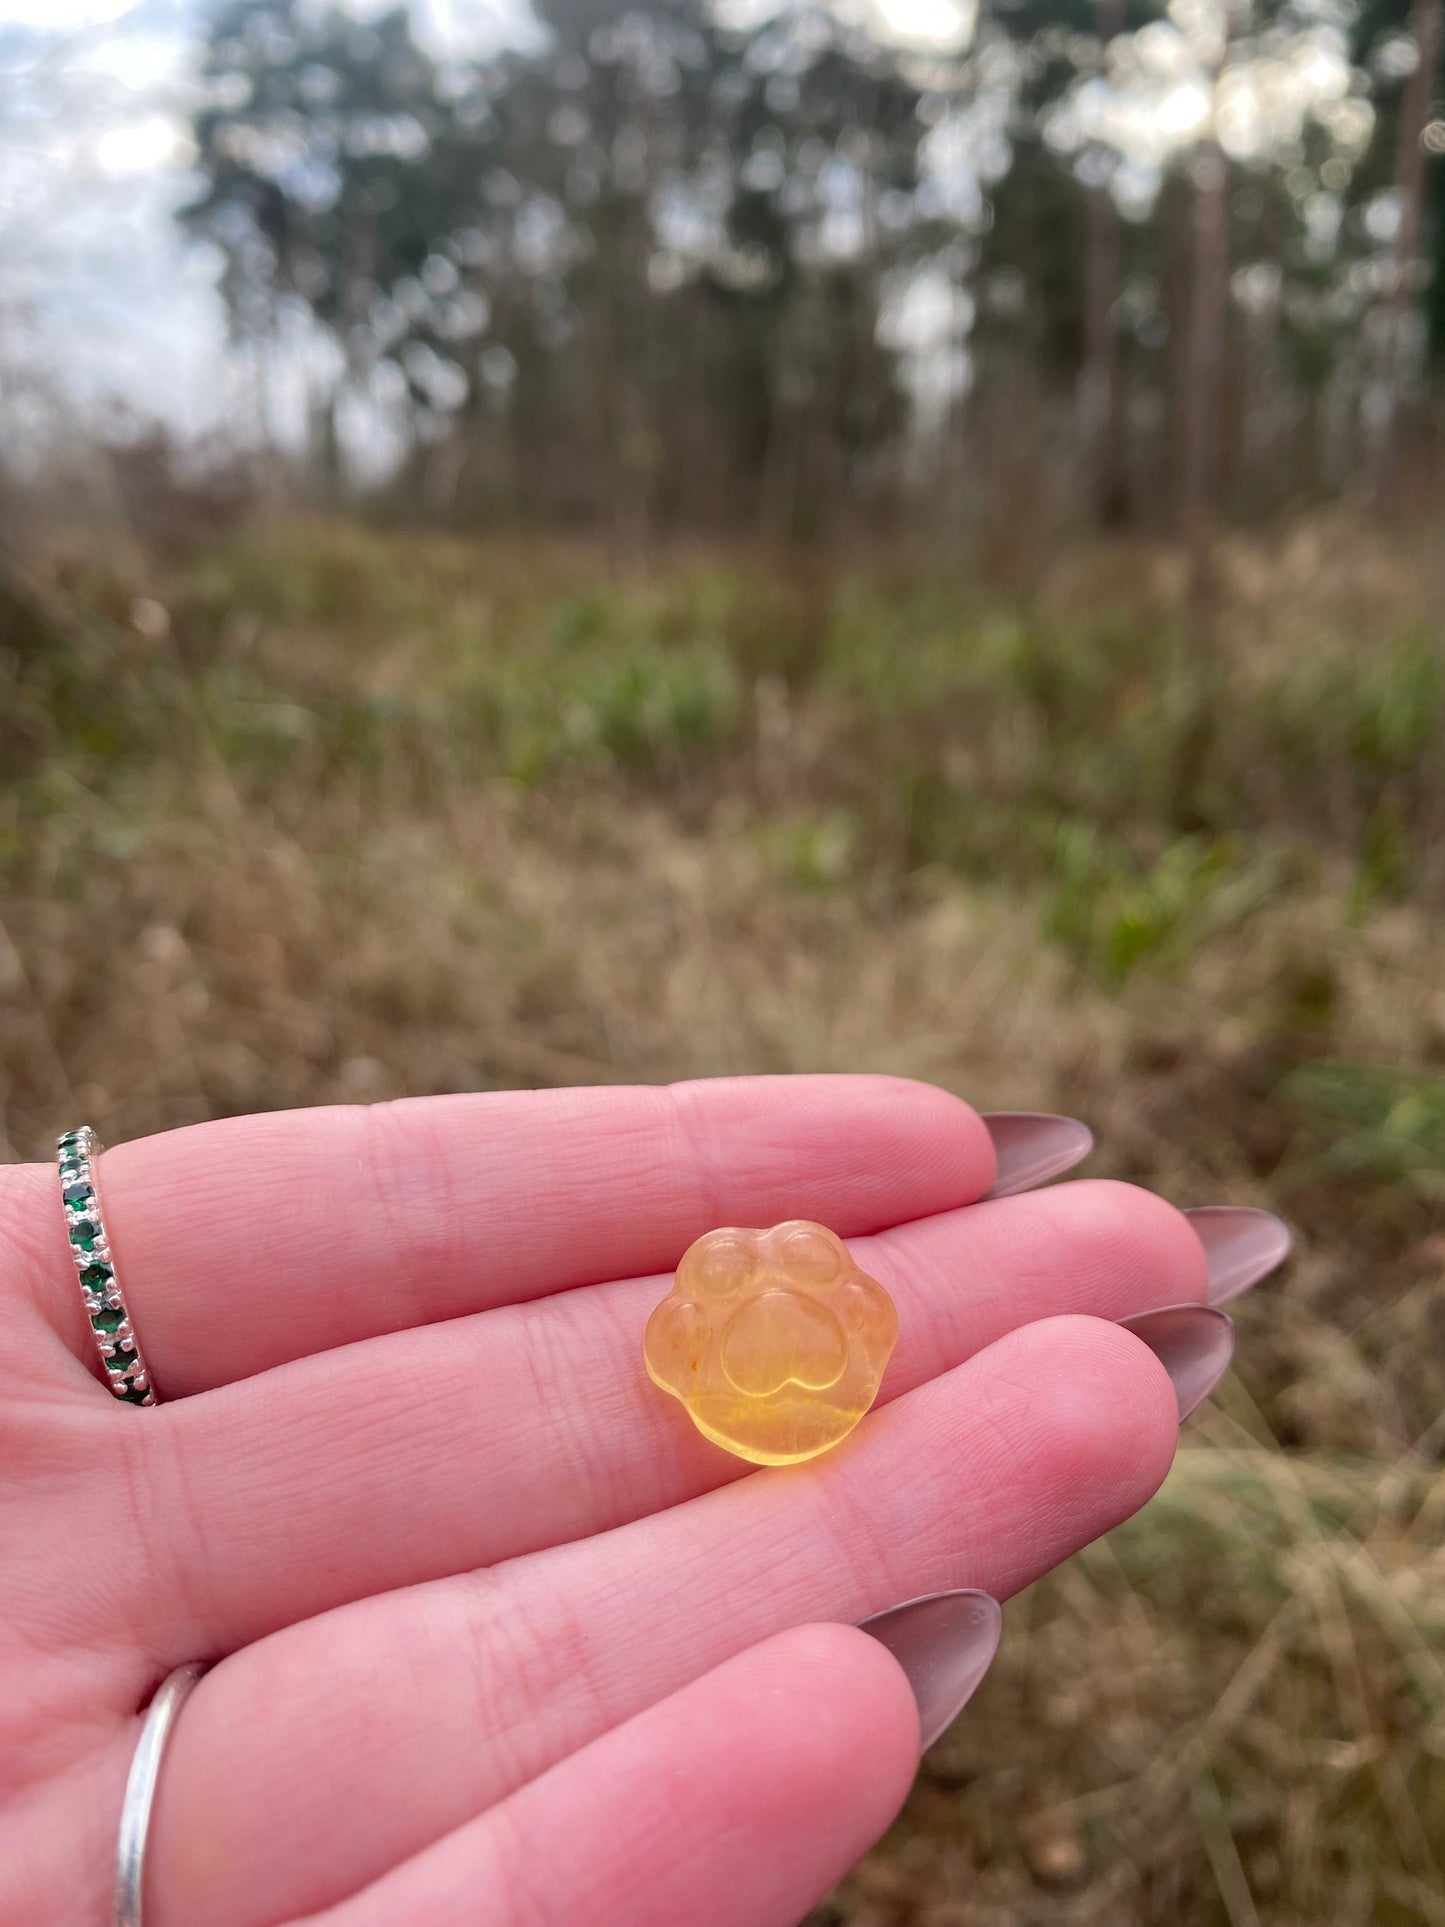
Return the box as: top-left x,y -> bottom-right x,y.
114,1663 -> 205,1927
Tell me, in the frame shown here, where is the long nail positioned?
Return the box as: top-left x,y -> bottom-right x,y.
983,1113 -> 1093,1199
1117,1304 -> 1235,1420
1183,1206 -> 1292,1307
858,1589 -> 1002,1749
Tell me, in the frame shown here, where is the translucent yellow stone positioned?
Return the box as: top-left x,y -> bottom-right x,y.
644,1220 -> 898,1465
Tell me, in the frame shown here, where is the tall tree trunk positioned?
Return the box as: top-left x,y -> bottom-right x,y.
1079,0 -> 1127,527
1377,0 -> 1444,498
1183,135 -> 1230,607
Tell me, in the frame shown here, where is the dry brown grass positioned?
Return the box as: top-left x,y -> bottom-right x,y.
2,510 -> 1442,1923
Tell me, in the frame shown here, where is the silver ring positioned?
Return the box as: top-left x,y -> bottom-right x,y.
115,1663 -> 205,1927
57,1127 -> 157,1405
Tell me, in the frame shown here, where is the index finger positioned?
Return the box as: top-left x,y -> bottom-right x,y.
12,1075 -> 1002,1397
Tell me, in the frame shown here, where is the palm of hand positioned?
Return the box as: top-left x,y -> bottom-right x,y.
0,1077 -> 1204,1927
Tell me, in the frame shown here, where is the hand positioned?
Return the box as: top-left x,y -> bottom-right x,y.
2,1076 -> 1253,1927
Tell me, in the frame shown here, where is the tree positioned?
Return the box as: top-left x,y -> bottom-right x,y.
177,0 -> 1445,538
1382,0 -> 1443,485
1081,0 -> 1129,526
1351,0 -> 1445,486
183,0 -> 931,535
182,2 -> 499,481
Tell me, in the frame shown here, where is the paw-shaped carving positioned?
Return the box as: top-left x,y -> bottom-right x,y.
644,1220 -> 898,1465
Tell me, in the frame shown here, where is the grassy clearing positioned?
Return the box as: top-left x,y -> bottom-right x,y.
2,512 -> 1442,1923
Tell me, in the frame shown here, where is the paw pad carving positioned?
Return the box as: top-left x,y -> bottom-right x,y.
644,1221 -> 898,1465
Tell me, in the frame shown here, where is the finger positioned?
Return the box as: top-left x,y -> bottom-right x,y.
279,1624 -> 921,1927
0,1734 -> 135,1927
140,1181 -> 1205,1648
149,1316 -> 1178,1927
11,1076 -> 994,1395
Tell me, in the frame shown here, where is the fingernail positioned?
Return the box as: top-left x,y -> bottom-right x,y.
1117,1304 -> 1235,1420
858,1589 -> 1002,1749
982,1113 -> 1093,1199
1183,1206 -> 1292,1307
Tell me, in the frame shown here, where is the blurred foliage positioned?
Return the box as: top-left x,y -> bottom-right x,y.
1283,1060 -> 1445,1197
9,515 -> 1445,974
821,1447 -> 1445,1927
2,515 -> 1443,1925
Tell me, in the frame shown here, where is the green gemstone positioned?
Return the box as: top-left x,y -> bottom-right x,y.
59,1161 -> 85,1182
79,1263 -> 113,1291
107,1344 -> 137,1372
116,1383 -> 150,1406
58,1132 -> 80,1148
91,1308 -> 124,1335
68,1222 -> 99,1251
62,1182 -> 94,1209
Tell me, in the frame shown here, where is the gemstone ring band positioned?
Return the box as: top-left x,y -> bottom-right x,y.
57,1127 -> 157,1406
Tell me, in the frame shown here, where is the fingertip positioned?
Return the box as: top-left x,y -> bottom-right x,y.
984,1313 -> 1183,1517
1025,1179 -> 1212,1305
673,1072 -> 997,1223
1066,1312 -> 1185,1497
626,1621 -> 922,1905
798,1073 -> 997,1204
1117,1303 -> 1235,1422
755,1622 -> 923,1822
754,1619 -> 924,1754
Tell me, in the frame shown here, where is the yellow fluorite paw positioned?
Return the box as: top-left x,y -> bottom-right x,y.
644,1220 -> 898,1465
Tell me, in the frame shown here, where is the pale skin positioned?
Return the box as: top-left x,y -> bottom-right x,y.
0,1075 -> 1212,1927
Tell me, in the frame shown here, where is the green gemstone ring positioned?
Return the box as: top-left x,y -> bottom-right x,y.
57,1127 -> 156,1406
